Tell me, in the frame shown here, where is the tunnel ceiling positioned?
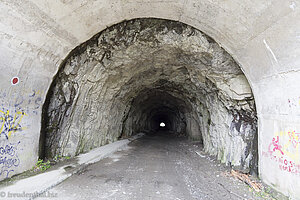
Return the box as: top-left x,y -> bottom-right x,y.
42,18 -> 257,173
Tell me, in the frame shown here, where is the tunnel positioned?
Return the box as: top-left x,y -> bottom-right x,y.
40,18 -> 258,174
122,89 -> 190,137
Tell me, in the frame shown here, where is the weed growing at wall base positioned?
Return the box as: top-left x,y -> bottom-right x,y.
53,155 -> 70,162
32,159 -> 51,172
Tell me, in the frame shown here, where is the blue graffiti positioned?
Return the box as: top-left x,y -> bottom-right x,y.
0,155 -> 20,168
0,144 -> 17,156
29,90 -> 36,98
0,142 -> 20,178
0,89 -> 43,116
14,96 -> 24,108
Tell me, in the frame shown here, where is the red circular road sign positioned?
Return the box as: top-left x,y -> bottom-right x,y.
11,77 -> 19,85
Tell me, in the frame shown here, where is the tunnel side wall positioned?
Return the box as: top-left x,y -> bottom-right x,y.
0,1 -> 300,198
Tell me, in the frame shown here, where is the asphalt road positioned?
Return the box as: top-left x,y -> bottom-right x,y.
36,132 -> 264,200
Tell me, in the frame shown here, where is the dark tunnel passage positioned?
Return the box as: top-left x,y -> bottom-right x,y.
146,108 -> 177,133
121,89 -> 192,138
151,112 -> 173,132
41,18 -> 258,174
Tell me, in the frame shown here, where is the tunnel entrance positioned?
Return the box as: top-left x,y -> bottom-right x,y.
40,18 -> 258,174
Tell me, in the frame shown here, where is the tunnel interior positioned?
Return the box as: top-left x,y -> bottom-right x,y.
121,89 -> 191,137
41,18 -> 258,174
151,113 -> 171,132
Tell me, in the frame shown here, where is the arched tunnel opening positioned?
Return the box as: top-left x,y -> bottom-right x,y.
40,18 -> 258,175
121,89 -> 192,138
151,113 -> 171,132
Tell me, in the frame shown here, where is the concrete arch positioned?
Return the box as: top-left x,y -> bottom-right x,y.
0,1 -> 300,198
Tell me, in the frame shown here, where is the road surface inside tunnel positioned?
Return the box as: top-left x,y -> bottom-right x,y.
37,132 -> 263,200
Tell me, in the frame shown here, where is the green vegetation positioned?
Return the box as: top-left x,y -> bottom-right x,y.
53,154 -> 71,162
33,159 -> 51,172
251,185 -> 288,200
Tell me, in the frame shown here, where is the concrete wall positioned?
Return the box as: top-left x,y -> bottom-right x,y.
0,0 -> 300,198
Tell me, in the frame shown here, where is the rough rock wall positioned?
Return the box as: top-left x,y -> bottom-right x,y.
42,18 -> 257,173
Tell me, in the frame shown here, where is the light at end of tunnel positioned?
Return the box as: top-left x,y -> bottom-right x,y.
160,122 -> 166,127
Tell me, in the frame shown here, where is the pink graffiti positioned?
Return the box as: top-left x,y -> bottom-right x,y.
279,159 -> 300,175
262,151 -> 300,175
269,136 -> 284,155
263,133 -> 300,176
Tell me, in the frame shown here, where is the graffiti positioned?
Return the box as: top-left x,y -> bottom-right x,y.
263,130 -> 300,176
263,151 -> 300,175
31,90 -> 42,115
278,159 -> 300,174
0,89 -> 43,116
269,136 -> 284,155
14,95 -> 24,108
0,142 -> 20,178
0,109 -> 27,139
277,131 -> 300,162
287,130 -> 300,148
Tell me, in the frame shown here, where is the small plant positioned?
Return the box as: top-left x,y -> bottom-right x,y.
53,155 -> 62,162
53,155 -> 71,162
65,156 -> 70,160
33,159 -> 51,172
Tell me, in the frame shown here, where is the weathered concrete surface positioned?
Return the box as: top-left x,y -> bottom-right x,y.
36,132 -> 270,200
43,19 -> 257,174
0,0 -> 300,198
0,134 -> 144,200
